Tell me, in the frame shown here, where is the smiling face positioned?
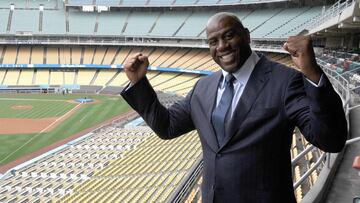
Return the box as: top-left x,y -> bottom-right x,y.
206,13 -> 251,73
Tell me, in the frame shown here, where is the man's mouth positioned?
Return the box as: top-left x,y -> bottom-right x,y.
219,52 -> 235,63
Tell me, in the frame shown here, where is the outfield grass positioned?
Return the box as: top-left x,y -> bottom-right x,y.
0,93 -> 131,165
0,98 -> 76,118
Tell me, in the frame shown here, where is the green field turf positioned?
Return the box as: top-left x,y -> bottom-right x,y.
0,98 -> 75,118
0,93 -> 131,166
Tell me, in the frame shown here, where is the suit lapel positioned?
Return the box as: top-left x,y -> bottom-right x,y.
203,71 -> 222,151
220,56 -> 271,150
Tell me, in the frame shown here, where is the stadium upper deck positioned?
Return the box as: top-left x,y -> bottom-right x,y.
0,0 -> 323,41
0,0 -> 356,52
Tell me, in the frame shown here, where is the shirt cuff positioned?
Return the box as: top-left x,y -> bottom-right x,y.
124,82 -> 134,91
305,74 -> 324,87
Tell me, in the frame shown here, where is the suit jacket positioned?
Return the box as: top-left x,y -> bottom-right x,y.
121,55 -> 347,203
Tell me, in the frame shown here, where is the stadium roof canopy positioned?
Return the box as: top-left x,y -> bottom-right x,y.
307,0 -> 360,34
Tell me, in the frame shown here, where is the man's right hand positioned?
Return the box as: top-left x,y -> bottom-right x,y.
123,53 -> 149,84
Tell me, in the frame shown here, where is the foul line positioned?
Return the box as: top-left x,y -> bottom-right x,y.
0,103 -> 82,164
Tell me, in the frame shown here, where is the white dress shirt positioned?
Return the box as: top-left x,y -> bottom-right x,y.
216,51 -> 260,118
216,52 -> 324,119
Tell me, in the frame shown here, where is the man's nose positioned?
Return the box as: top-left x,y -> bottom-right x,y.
217,39 -> 229,52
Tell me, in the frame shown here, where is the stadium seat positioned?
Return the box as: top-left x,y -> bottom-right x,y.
353,156 -> 360,169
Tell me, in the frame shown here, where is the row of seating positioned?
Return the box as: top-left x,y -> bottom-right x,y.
0,45 -> 298,96
0,46 -> 219,70
0,45 -> 296,70
0,46 -> 294,68
0,6 -> 322,38
0,112 -> 322,202
291,131 -> 322,202
61,130 -> 201,202
0,46 -> 297,71
318,54 -> 360,75
0,94 -> 204,202
0,126 -> 154,202
0,68 -> 199,95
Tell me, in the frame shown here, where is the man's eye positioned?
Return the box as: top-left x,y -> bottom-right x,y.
209,40 -> 217,46
225,33 -> 234,40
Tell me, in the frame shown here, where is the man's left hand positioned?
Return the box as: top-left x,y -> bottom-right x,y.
283,36 -> 321,83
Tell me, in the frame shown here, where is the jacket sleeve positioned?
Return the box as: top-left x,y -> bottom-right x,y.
284,71 -> 347,152
121,76 -> 195,139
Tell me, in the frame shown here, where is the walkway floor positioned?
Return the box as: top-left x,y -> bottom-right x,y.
325,107 -> 360,203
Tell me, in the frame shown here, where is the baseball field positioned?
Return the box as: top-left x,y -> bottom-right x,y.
0,93 -> 131,167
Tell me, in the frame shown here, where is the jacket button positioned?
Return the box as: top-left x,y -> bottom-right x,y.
216,153 -> 222,158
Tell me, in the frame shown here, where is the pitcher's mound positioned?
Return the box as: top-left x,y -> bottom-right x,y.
74,98 -> 94,103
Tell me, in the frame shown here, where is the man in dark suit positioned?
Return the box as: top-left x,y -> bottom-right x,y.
121,12 -> 347,203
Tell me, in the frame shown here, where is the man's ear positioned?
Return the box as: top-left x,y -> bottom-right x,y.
244,28 -> 250,44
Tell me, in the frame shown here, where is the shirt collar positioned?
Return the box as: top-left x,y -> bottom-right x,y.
221,51 -> 260,88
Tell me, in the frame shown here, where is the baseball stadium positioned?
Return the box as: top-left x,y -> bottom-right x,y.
0,0 -> 358,202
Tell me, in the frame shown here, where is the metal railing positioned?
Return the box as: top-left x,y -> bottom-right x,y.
0,35 -> 287,53
293,56 -> 360,202
169,156 -> 203,203
293,152 -> 326,189
281,55 -> 360,202
307,0 -> 356,31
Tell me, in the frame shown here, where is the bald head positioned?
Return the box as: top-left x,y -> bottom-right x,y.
206,12 -> 245,36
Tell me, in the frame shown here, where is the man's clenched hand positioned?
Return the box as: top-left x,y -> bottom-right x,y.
283,36 -> 321,83
123,52 -> 149,84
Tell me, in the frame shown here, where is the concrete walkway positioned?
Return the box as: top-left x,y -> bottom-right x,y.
325,106 -> 360,203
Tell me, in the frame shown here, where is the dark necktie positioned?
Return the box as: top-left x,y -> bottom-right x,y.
212,74 -> 235,147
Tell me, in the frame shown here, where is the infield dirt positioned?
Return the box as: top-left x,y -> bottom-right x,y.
0,104 -> 82,134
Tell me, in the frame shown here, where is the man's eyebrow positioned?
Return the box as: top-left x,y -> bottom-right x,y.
208,28 -> 232,37
206,34 -> 217,42
223,28 -> 237,34
220,28 -> 237,36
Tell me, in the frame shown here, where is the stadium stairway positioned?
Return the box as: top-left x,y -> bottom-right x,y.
324,106 -> 360,202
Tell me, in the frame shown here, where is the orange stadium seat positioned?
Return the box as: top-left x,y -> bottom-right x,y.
353,156 -> 360,169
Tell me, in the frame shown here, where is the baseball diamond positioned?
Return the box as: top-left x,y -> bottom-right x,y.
0,93 -> 131,166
